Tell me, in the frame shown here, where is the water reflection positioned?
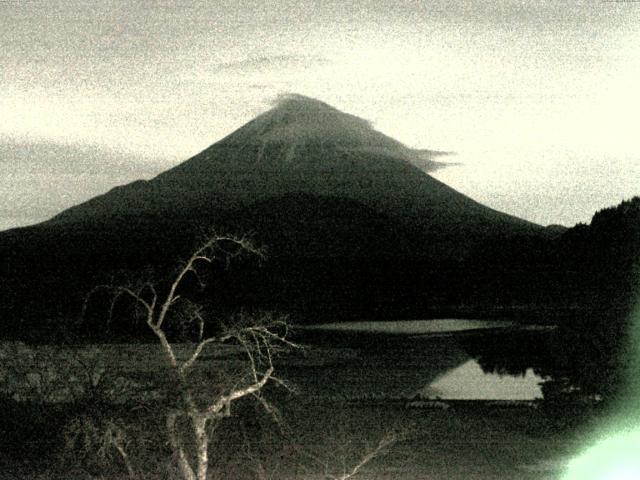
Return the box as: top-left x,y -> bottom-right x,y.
421,359 -> 544,400
293,320 -> 550,399
302,319 -> 515,335
293,318 -> 618,402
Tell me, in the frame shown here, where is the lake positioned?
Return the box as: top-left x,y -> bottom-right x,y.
299,319 -> 516,335
0,319 -> 558,403
291,319 -> 552,401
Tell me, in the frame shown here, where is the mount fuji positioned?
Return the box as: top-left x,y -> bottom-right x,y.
0,95 -> 552,338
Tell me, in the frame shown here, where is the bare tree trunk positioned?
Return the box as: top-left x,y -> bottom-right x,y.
167,412 -> 196,480
193,415 -> 209,480
112,439 -> 137,480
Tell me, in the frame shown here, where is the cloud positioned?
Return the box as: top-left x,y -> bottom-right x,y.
214,54 -> 328,72
411,149 -> 461,172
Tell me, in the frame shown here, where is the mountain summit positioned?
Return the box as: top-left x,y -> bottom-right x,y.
219,94 -> 424,161
165,93 -> 450,175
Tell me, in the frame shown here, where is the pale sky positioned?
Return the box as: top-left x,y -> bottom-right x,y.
2,0 -> 639,230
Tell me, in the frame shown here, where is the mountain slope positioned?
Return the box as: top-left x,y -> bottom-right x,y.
48,95 -> 539,244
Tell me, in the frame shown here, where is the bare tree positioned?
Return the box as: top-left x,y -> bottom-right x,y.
78,234 -> 403,480
84,234 -> 297,480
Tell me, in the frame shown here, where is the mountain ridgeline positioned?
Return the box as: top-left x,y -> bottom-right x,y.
0,95 -> 637,341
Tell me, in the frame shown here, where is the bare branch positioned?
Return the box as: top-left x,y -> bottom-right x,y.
251,392 -> 286,430
238,335 -> 260,383
329,432 -> 397,480
155,234 -> 261,330
205,366 -> 275,419
179,336 -> 230,375
246,324 -> 301,352
151,325 -> 179,369
191,255 -> 213,265
102,422 -> 138,480
110,286 -> 154,319
81,284 -> 112,320
108,289 -> 126,330
142,281 -> 158,315
265,373 -> 298,395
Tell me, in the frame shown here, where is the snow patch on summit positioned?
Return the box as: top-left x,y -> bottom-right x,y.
227,94 -> 384,146
220,93 -> 451,171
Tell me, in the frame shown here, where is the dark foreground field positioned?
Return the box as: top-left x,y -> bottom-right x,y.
0,395 -> 597,480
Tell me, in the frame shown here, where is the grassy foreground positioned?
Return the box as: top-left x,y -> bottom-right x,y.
0,340 -> 601,479
0,393 -> 598,479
